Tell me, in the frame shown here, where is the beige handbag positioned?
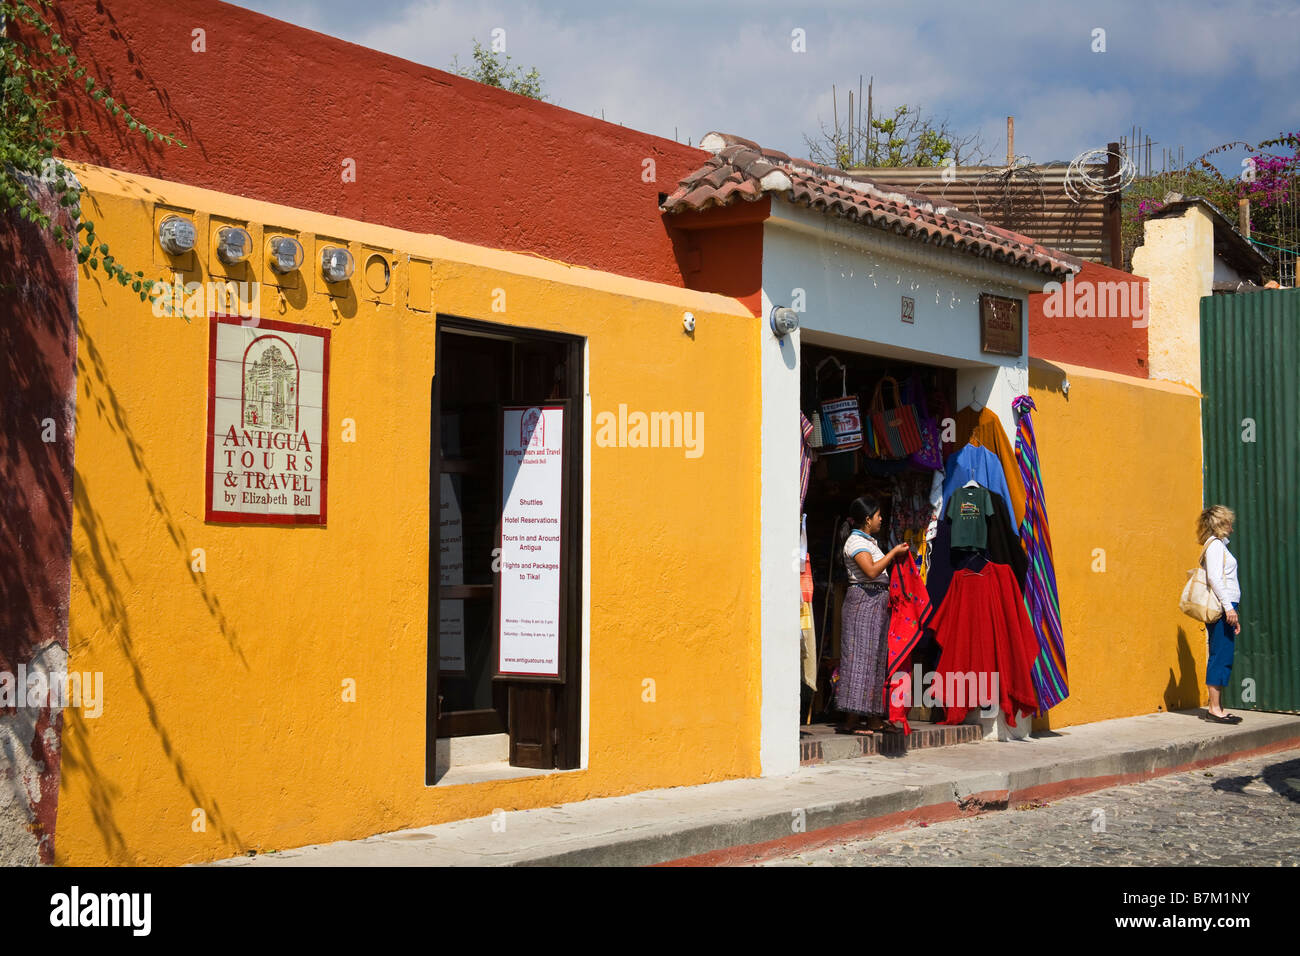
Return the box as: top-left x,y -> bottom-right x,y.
1179,538 -> 1224,623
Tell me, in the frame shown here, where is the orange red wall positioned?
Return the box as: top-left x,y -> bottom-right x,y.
49,0 -> 705,288
1029,260 -> 1149,377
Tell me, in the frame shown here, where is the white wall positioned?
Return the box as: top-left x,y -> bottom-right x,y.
757,203 -> 1046,771
757,284 -> 802,776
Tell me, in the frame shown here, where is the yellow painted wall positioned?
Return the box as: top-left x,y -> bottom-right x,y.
1028,359 -> 1208,730
56,163 -> 762,865
1132,206 -> 1214,390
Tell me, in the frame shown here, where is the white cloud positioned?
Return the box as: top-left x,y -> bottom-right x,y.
228,0 -> 1300,174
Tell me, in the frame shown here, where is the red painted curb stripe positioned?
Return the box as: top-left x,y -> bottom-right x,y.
656,734 -> 1300,867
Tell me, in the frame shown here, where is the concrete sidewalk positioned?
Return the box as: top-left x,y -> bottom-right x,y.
214,710 -> 1300,867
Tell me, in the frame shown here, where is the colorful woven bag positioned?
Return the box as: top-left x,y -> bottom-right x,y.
905,373 -> 944,470
869,376 -> 923,459
819,362 -> 862,453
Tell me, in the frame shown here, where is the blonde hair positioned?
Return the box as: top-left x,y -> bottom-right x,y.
1197,505 -> 1235,545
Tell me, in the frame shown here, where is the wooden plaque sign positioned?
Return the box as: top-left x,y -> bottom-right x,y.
980,294 -> 1023,356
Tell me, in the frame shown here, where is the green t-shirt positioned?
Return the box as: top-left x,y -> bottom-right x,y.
947,485 -> 994,550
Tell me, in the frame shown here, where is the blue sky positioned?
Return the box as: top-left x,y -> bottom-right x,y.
229,0 -> 1300,173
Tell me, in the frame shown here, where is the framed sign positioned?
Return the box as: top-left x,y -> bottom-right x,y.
979,294 -> 1023,356
205,314 -> 329,524
901,295 -> 915,324
496,404 -> 567,681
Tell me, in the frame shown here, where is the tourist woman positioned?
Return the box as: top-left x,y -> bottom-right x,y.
837,496 -> 911,735
1199,505 -> 1242,724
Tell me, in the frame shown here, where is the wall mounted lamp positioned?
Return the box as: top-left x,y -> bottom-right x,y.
770,305 -> 800,338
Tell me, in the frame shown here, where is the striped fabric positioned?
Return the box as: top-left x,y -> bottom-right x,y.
1012,395 -> 1069,710
800,412 -> 814,509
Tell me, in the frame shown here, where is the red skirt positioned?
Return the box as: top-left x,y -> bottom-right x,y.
927,563 -> 1040,724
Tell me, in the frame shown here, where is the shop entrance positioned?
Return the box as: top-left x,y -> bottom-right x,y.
799,342 -> 958,736
427,317 -> 584,780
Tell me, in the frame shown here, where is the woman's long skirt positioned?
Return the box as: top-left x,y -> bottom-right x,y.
836,584 -> 890,716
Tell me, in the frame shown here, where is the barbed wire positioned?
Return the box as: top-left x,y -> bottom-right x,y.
1063,146 -> 1135,202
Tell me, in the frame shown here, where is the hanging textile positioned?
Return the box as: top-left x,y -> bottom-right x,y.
1013,395 -> 1068,711
800,515 -> 817,692
883,551 -> 931,733
921,470 -> 944,582
800,412 -> 814,510
888,470 -> 932,555
922,488 -> 1026,626
927,562 -> 1040,725
954,405 -> 1027,528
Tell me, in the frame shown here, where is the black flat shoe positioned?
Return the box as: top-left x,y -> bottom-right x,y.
1202,712 -> 1242,724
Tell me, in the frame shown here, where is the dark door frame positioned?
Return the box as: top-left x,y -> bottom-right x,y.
427,315 -> 585,782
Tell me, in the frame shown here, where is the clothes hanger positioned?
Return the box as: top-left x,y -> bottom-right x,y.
815,355 -> 846,380
814,356 -> 849,399
963,479 -> 980,488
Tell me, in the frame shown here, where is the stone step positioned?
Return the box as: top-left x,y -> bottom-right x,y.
799,720 -> 982,765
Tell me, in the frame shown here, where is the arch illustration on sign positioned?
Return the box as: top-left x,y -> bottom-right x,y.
242,335 -> 299,431
205,315 -> 330,525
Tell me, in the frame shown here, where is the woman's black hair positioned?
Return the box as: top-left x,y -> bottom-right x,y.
847,495 -> 881,533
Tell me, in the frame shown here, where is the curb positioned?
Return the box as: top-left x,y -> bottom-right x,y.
513,720 -> 1300,867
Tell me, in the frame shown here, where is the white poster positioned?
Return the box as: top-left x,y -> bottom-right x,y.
438,473 -> 466,673
498,405 -> 565,678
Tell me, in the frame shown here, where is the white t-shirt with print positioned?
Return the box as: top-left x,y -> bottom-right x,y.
844,530 -> 886,585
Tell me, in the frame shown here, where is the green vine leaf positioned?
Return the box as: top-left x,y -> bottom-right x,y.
2,0 -> 185,307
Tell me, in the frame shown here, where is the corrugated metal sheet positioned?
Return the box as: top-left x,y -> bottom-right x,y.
1201,290 -> 1300,712
847,165 -> 1112,265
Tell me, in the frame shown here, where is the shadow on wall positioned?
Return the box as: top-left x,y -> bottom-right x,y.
60,316 -> 251,862
1,176 -> 251,862
1164,626 -> 1202,712
48,2 -> 199,168
0,176 -> 78,865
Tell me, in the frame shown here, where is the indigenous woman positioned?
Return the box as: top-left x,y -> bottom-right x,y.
1199,505 -> 1243,724
837,496 -> 910,736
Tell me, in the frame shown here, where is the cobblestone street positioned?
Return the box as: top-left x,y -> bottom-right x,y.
760,748 -> 1300,866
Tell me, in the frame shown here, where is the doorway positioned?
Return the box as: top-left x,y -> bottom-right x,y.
427,316 -> 584,781
800,342 -> 957,731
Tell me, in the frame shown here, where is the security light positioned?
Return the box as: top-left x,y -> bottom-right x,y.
268,236 -> 304,274
320,246 -> 354,283
158,215 -> 197,256
215,226 -> 252,265
770,305 -> 800,338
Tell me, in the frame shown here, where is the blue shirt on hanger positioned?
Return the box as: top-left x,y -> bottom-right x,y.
941,444 -> 1016,526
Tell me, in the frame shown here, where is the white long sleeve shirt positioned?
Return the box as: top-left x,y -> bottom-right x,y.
1203,537 -> 1240,608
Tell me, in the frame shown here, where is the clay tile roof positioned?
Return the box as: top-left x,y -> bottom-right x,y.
662,132 -> 1081,279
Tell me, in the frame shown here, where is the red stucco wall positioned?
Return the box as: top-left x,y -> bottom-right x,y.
49,0 -> 707,287
0,179 -> 78,865
1029,260 -> 1149,377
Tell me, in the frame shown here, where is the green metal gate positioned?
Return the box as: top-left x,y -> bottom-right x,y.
1201,290 -> 1300,712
